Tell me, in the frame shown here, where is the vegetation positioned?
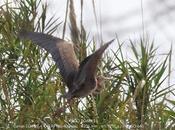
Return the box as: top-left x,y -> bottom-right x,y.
0,0 -> 174,129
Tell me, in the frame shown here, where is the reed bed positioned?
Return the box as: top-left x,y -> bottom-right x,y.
0,0 -> 174,129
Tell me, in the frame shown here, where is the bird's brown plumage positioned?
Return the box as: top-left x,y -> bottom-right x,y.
18,30 -> 114,100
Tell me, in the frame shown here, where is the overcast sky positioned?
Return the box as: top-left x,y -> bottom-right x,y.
45,0 -> 175,99
45,1 -> 175,66
1,0 -> 175,81
40,0 -> 175,84
1,0 -> 174,49
44,0 -> 175,50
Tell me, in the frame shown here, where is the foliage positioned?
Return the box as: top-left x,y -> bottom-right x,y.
0,0 -> 174,129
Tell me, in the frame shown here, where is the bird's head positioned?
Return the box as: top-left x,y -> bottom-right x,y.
92,75 -> 112,94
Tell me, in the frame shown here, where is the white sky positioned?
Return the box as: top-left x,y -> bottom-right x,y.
44,0 -> 175,83
41,0 -> 175,52
1,0 -> 174,48
1,0 -> 175,82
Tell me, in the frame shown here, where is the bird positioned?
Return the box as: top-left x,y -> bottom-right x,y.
18,30 -> 114,101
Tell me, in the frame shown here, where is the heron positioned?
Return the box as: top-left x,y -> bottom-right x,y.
18,30 -> 114,114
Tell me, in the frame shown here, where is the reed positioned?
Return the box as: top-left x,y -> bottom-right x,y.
0,0 -> 174,129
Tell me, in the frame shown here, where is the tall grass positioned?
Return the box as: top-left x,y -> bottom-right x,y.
0,0 -> 174,129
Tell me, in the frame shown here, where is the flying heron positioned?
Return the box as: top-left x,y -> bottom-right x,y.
18,31 -> 114,101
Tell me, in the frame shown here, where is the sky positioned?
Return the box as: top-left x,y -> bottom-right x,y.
1,0 -> 174,49
44,0 -> 175,80
1,0 -> 175,82
35,0 -> 175,105
44,0 -> 175,44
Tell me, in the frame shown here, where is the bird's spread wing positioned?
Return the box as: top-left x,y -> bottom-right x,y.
74,39 -> 114,86
18,31 -> 79,87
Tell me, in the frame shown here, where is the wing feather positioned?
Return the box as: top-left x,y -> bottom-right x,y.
18,31 -> 79,87
74,39 -> 114,85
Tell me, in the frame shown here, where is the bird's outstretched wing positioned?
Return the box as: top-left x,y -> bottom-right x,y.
74,39 -> 114,86
18,31 -> 79,88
